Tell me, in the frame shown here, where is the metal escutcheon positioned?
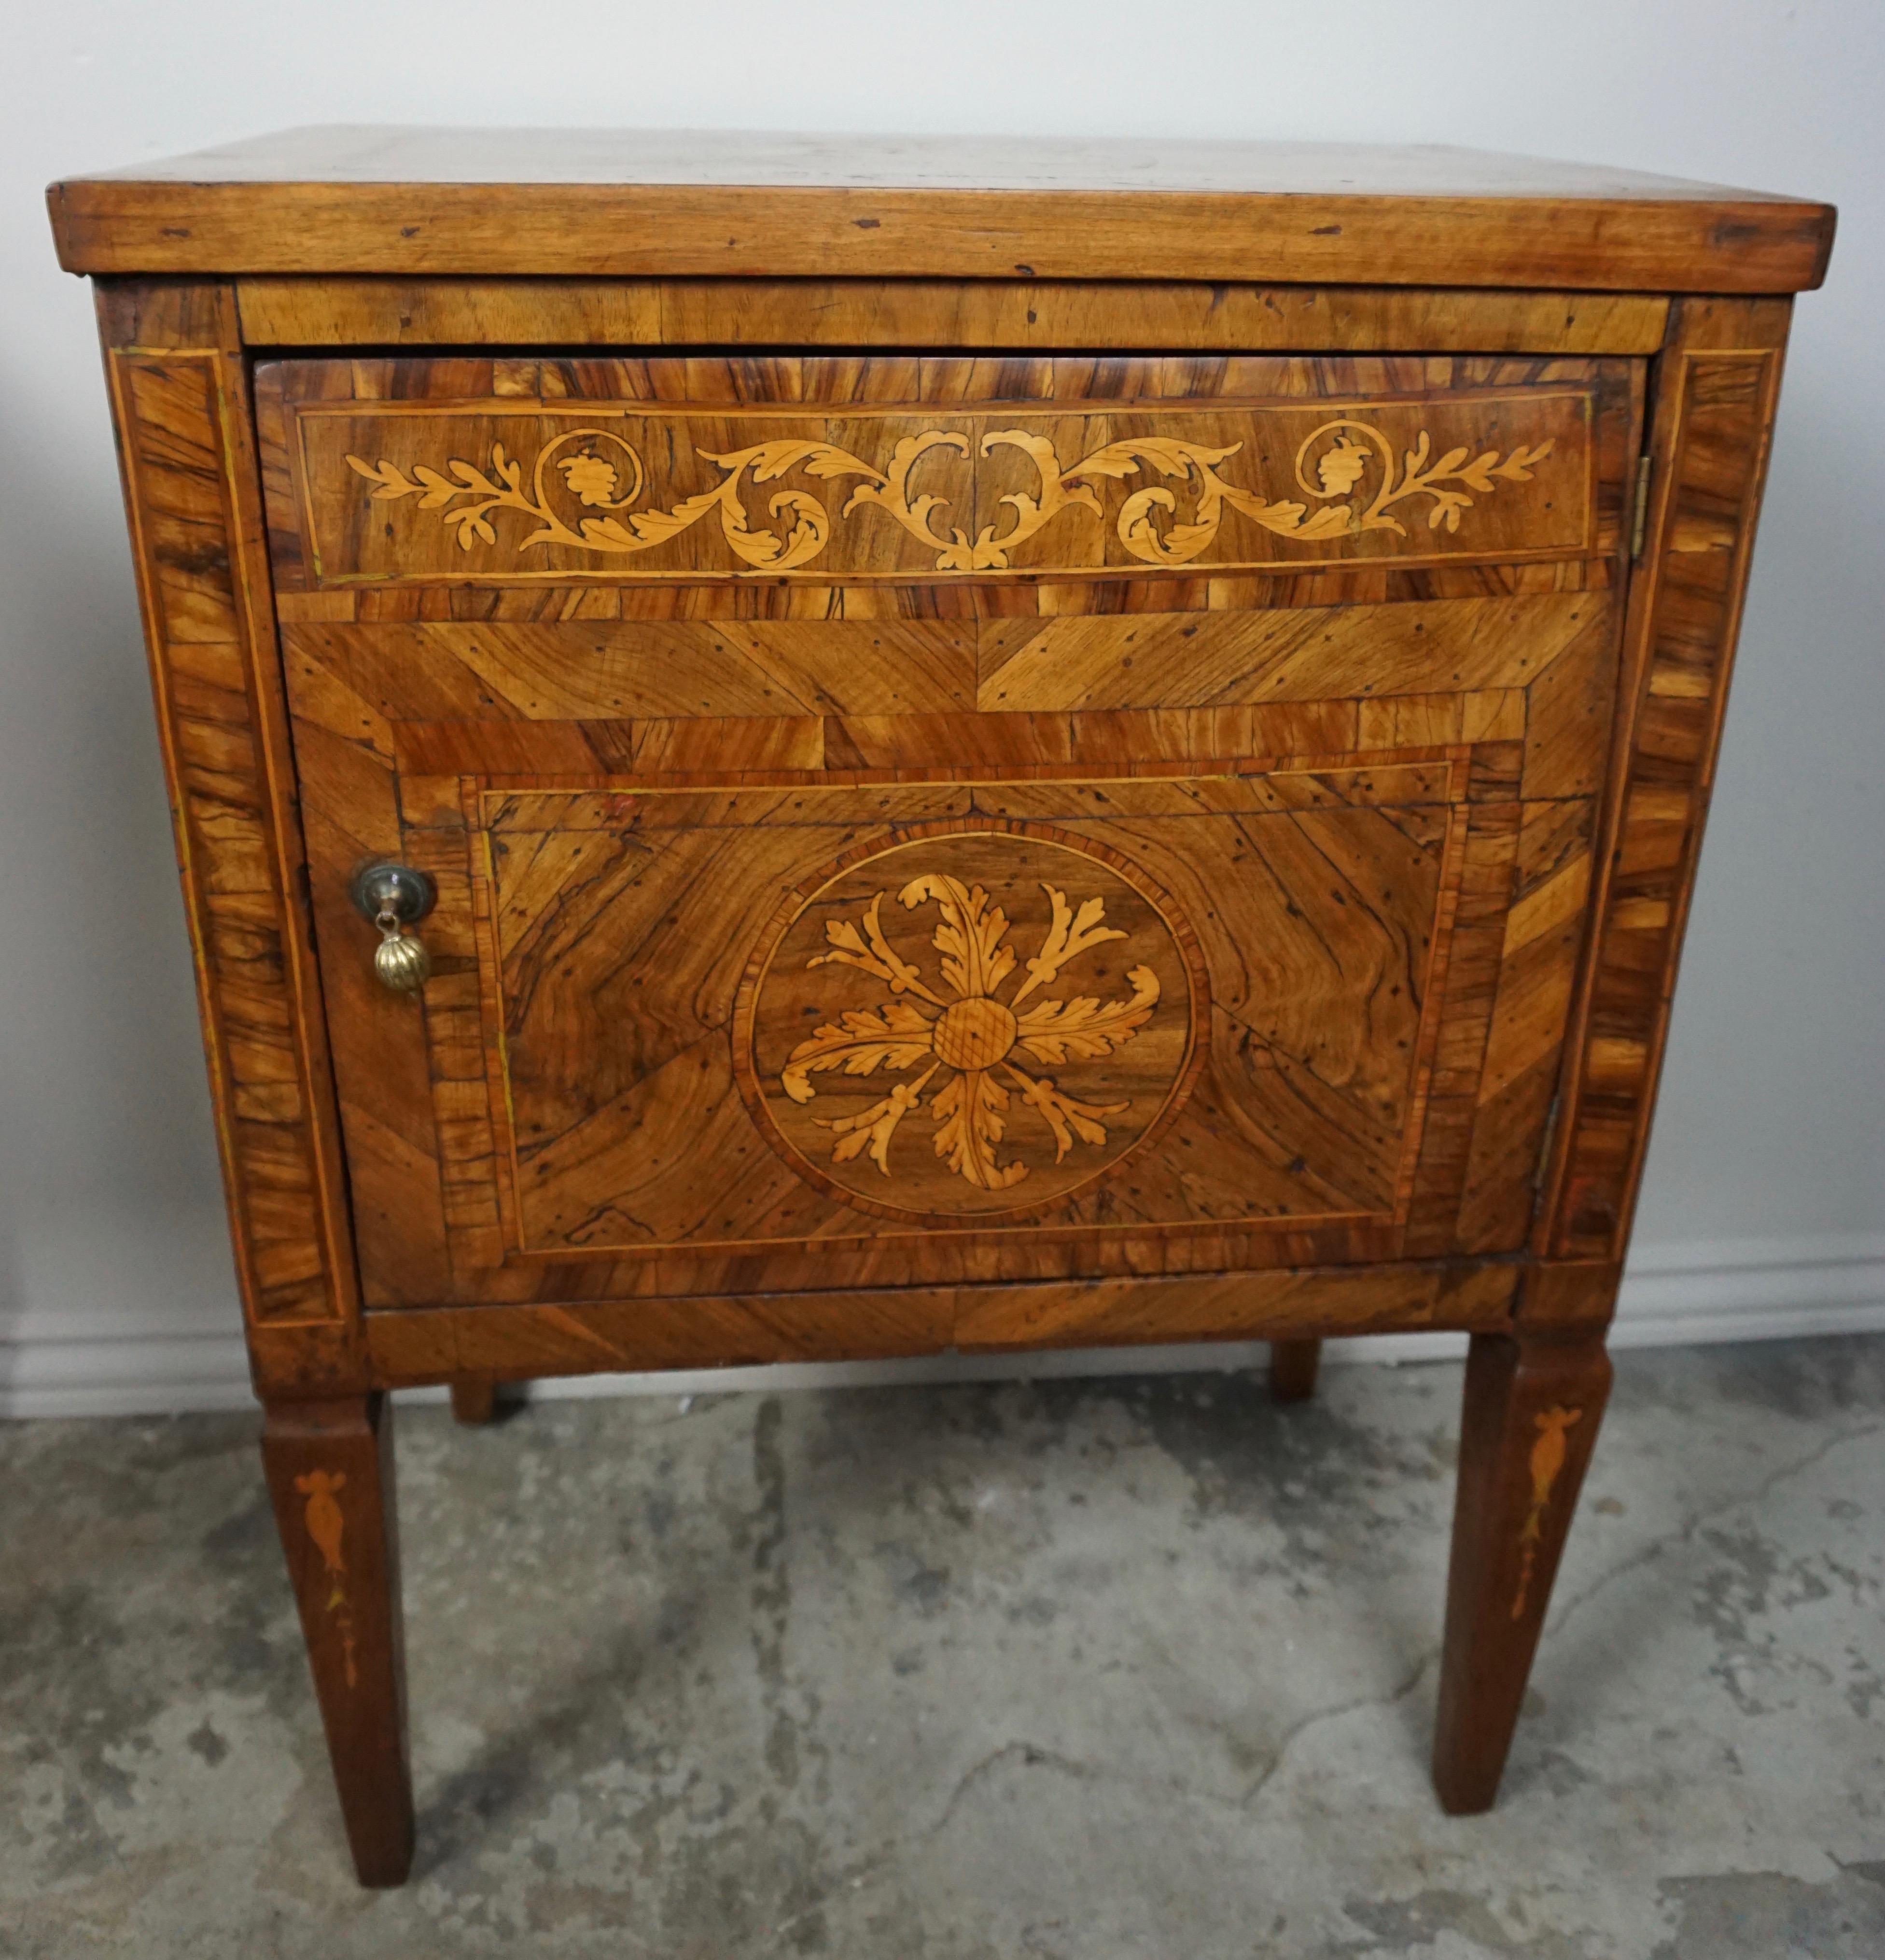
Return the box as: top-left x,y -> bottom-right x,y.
349,861 -> 437,995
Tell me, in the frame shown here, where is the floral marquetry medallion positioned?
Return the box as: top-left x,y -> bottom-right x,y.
737,828 -> 1206,1223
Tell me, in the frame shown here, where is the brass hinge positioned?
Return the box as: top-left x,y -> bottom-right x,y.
1630,454 -> 1653,559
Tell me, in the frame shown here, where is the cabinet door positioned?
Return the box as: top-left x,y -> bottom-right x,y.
258,352 -> 1639,1309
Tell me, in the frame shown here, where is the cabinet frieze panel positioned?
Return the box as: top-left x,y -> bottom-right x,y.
277,387 -> 1596,585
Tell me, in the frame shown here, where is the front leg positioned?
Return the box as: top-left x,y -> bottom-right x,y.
1432,1326 -> 1611,1814
261,1394 -> 416,1885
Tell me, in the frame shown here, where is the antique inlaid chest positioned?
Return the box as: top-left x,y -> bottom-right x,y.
48,129 -> 1835,1885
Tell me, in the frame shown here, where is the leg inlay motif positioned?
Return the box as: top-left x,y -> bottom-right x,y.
293,1468 -> 358,1685
1511,1405 -> 1583,1620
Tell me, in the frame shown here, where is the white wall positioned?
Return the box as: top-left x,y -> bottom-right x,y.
3,2 -> 1881,1414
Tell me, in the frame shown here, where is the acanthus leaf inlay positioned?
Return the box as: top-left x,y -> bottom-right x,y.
782,870 -> 1159,1193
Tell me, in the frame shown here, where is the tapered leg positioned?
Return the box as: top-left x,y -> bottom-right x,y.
1432,1328 -> 1611,1814
1269,1338 -> 1322,1403
261,1394 -> 415,1886
450,1379 -> 498,1425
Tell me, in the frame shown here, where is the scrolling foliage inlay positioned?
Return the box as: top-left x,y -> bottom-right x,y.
346,417 -> 1556,575
783,870 -> 1160,1191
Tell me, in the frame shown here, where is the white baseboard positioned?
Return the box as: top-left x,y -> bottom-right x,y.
3,1231 -> 1882,1421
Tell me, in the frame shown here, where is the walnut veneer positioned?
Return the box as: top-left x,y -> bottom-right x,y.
49,128 -> 1833,1886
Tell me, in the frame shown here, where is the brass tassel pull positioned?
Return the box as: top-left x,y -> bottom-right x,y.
348,862 -> 436,996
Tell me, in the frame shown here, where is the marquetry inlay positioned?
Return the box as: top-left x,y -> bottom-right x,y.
295,387 -> 1594,584
1510,1404 -> 1583,1621
294,1469 -> 359,1688
346,416 -> 1557,575
741,828 -> 1201,1221
64,127 -> 1825,1879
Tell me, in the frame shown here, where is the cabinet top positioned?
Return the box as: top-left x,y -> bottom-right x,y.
48,125 -> 1834,292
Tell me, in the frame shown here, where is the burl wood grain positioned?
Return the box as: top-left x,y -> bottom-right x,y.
97,283 -> 358,1342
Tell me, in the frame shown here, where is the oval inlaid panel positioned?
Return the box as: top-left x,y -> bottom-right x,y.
737,825 -> 1205,1223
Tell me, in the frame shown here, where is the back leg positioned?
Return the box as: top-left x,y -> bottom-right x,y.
1269,1338 -> 1322,1404
450,1380 -> 498,1425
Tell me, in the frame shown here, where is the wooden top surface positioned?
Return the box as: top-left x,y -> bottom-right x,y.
48,126 -> 1835,291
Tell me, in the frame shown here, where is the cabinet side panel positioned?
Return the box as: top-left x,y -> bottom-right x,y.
97,281 -> 361,1350
1546,299 -> 1792,1260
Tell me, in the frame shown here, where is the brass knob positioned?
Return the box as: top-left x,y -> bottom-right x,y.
348,862 -> 437,995
374,930 -> 431,994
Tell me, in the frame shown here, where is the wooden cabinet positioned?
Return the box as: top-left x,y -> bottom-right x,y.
260,352 -> 1633,1318
50,129 -> 1834,1887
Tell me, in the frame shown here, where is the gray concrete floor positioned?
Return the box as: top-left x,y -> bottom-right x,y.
3,1338 -> 1884,1959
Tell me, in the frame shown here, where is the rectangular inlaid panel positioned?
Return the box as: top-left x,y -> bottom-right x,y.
257,356 -> 1631,589
477,768 -> 1465,1256
281,565 -> 1623,1309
